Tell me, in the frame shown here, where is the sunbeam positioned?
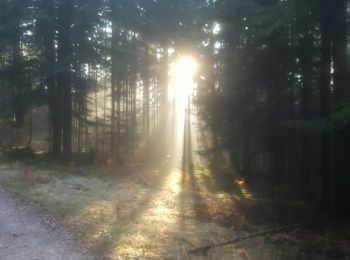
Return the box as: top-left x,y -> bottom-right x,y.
167,56 -> 198,171
175,57 -> 197,103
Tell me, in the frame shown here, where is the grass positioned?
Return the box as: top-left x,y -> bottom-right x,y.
0,159 -> 168,258
0,174 -> 29,196
0,158 -> 347,259
0,159 -> 236,258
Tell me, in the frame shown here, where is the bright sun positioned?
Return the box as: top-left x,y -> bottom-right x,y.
175,57 -> 197,102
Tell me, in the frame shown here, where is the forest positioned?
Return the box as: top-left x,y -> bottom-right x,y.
0,0 -> 350,259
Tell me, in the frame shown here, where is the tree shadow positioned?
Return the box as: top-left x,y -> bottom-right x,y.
180,109 -> 210,223
88,160 -> 174,258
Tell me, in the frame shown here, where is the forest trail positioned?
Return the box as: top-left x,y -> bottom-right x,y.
0,187 -> 92,260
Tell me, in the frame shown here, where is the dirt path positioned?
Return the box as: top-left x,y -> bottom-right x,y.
0,188 -> 92,260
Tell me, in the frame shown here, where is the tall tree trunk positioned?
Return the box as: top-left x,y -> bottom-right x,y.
267,80 -> 285,190
162,46 -> 169,114
102,77 -> 107,154
300,36 -> 313,198
41,0 -> 61,155
94,69 -> 99,154
110,14 -> 117,156
57,0 -> 72,160
11,0 -> 22,147
319,0 -> 333,212
116,78 -> 121,158
331,0 -> 350,216
143,45 -> 150,137
131,69 -> 137,155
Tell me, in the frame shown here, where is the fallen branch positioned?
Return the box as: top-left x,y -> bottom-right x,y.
187,220 -> 323,255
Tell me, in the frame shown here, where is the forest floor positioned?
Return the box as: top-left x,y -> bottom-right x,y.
0,187 -> 92,260
0,157 -> 349,259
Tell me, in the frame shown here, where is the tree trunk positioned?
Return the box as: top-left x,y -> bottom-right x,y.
94,68 -> 99,154
143,45 -> 150,137
57,0 -> 72,160
319,0 -> 333,212
331,0 -> 350,216
41,0 -> 61,155
300,36 -> 313,198
110,12 -> 117,156
11,0 -> 22,147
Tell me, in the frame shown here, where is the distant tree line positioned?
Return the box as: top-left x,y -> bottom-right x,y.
0,0 -> 203,159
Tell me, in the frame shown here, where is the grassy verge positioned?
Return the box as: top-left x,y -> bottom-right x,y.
0,159 -> 159,257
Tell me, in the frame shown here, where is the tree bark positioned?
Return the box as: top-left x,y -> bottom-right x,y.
319,0 -> 333,212
110,3 -> 117,156
331,0 -> 350,216
300,36 -> 313,198
57,0 -> 73,160
143,45 -> 150,137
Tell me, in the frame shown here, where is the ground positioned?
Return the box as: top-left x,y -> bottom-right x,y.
0,187 -> 91,260
0,158 -> 349,259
